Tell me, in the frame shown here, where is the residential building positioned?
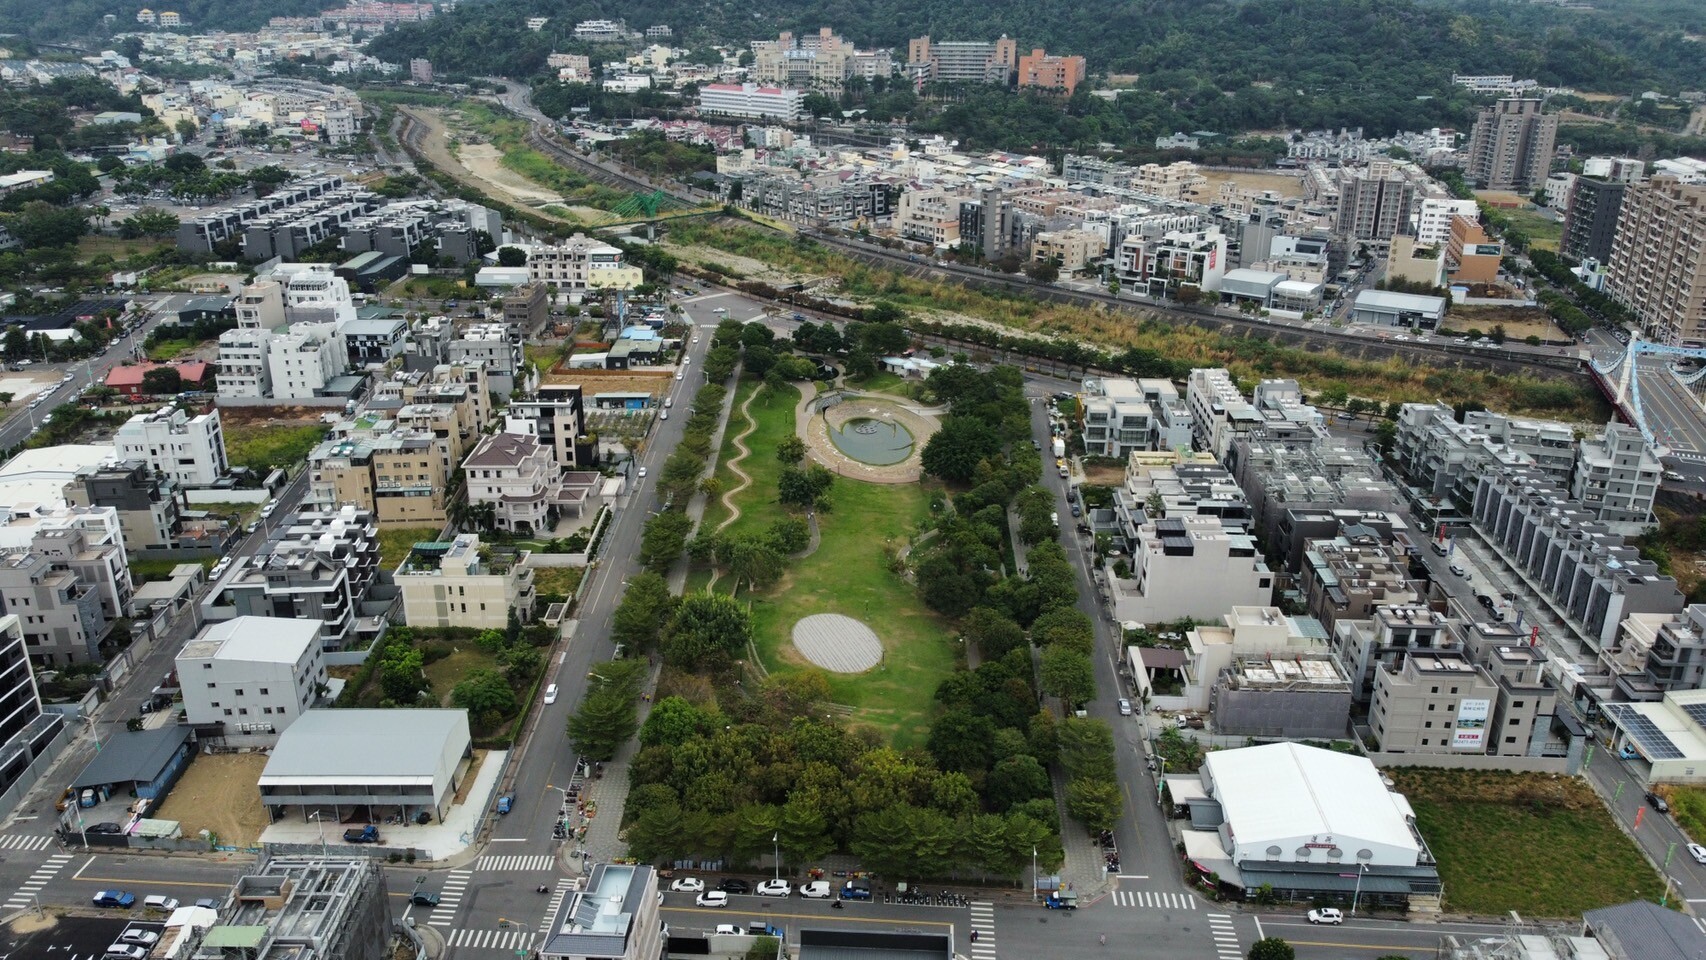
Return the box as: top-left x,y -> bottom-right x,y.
0,521 -> 133,666
698,83 -> 806,121
114,406 -> 230,488
957,188 -> 1020,260
258,709 -> 470,824
506,383 -> 588,470
538,862 -> 664,960
1210,653 -> 1352,740
1335,160 -> 1415,243
1016,48 -> 1086,95
409,58 -> 432,83
1185,370 -> 1324,460
200,856 -> 392,960
751,29 -> 854,90
64,459 -> 181,551
103,360 -> 212,399
1572,422 -> 1662,525
502,282 -> 549,338
1608,605 -> 1706,702
1332,604 -> 1454,705
1561,176 -> 1627,264
463,432 -> 557,535
1030,228 -> 1103,273
202,506 -> 392,655
1298,531 -> 1422,633
1078,377 -> 1193,459
526,235 -> 645,293
1415,196 -> 1481,247
1114,228 -> 1228,297
1132,605 -> 1328,711
176,617 -> 328,745
1605,175 -> 1706,345
447,322 -> 525,395
1444,215 -> 1503,285
1369,650 -> 1503,754
307,431 -> 448,527
216,326 -> 272,398
342,316 -> 408,367
398,534 -> 535,629
265,323 -> 350,400
1107,514 -> 1273,626
0,613 -> 65,820
904,35 -> 1018,84
1386,234 -> 1446,289
573,19 -> 625,41
896,189 -> 962,248
1465,98 -> 1558,192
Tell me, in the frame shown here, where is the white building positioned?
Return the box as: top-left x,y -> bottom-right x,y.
1572,421 -> 1662,526
217,327 -> 272,398
1130,606 -> 1331,711
526,235 -> 645,293
1079,377 -> 1193,459
398,534 -> 535,630
1414,197 -> 1479,247
574,19 -> 625,41
463,432 -> 557,534
258,708 -> 472,824
114,406 -> 230,487
235,279 -> 287,330
1184,370 -> 1323,460
1107,514 -> 1273,625
697,83 -> 807,121
266,323 -> 350,400
276,267 -> 357,327
176,616 -> 328,745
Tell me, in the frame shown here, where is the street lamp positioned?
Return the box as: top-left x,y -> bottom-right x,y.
1349,862 -> 1369,916
1031,846 -> 1039,903
307,810 -> 329,856
772,832 -> 780,882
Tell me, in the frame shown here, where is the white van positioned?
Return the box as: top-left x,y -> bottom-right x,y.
544,684 -> 559,704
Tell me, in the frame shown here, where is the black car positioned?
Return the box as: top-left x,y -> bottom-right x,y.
411,892 -> 440,907
716,878 -> 751,894
88,822 -> 124,835
1647,791 -> 1670,813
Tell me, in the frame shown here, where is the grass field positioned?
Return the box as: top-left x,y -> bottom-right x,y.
1391,768 -> 1663,917
77,235 -> 167,261
700,380 -> 797,536
144,338 -> 201,361
423,646 -> 504,706
1659,784 -> 1706,846
378,526 -> 444,571
129,556 -> 212,584
531,565 -> 584,598
222,422 -> 328,476
1495,206 -> 1565,253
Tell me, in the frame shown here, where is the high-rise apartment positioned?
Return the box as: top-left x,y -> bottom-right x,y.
905,35 -> 1017,84
1334,160 -> 1415,243
1017,49 -> 1086,95
1606,175 -> 1706,345
1562,176 -> 1627,264
1465,98 -> 1557,192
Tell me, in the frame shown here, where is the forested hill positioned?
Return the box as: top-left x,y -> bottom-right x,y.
0,0 -> 333,42
366,0 -> 1706,95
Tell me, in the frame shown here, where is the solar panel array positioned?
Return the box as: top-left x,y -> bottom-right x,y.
1605,703 -> 1686,760
1682,702 -> 1706,729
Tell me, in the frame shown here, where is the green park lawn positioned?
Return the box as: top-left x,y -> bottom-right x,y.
700,380 -> 798,537
1390,768 -> 1663,917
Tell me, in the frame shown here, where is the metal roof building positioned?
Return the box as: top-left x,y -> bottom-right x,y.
257,708 -> 471,823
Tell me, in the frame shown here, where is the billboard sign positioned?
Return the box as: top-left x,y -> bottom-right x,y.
1454,698 -> 1491,750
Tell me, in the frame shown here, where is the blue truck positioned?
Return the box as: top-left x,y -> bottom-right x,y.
342,825 -> 381,844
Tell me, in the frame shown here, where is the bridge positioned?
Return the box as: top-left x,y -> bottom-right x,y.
1590,338 -> 1706,461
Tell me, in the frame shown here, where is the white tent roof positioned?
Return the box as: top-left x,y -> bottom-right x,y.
1204,742 -> 1418,857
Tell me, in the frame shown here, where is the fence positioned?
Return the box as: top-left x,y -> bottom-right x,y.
183,489 -> 271,505
263,840 -> 428,862
1366,751 -> 1576,775
524,505 -> 613,568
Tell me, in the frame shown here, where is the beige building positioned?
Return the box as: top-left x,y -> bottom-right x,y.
398,533 -> 534,629
309,431 -> 447,527
1465,97 -> 1557,192
1386,234 -> 1445,289
1133,161 -> 1206,202
1369,650 -> 1501,755
751,28 -> 853,90
895,189 -> 961,248
1031,229 -> 1104,273
1605,175 -> 1706,345
464,432 -> 558,535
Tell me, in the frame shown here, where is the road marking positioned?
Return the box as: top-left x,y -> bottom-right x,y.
1114,874 -> 1149,880
72,855 -> 95,879
446,928 -> 536,950
964,900 -> 996,958
476,854 -> 556,871
488,838 -> 528,843
4,854 -> 73,909
72,874 -> 232,888
661,905 -> 954,928
1109,890 -> 1197,910
427,868 -> 472,927
1209,913 -> 1242,959
0,834 -> 53,851
539,878 -> 578,934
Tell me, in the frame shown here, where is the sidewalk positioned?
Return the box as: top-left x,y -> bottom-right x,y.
570,662 -> 663,872
1050,763 -> 1113,898
667,366 -> 742,594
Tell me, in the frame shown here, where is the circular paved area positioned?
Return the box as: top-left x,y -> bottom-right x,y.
792,614 -> 883,673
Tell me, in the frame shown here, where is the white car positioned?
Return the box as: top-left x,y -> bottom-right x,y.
715,924 -> 740,934
712,307 -> 728,314
143,895 -> 179,911
543,684 -> 558,705
799,880 -> 832,899
755,879 -> 791,898
695,891 -> 728,908
676,372 -> 684,381
1118,698 -> 1133,716
637,466 -> 648,478
669,878 -> 705,893
1690,843 -> 1706,865
1307,908 -> 1344,925
120,929 -> 162,946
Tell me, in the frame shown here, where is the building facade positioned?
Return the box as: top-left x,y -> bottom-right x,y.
1465,98 -> 1558,192
1561,176 -> 1627,265
176,616 -> 328,744
114,406 -> 230,488
1605,175 -> 1706,345
397,534 -> 535,630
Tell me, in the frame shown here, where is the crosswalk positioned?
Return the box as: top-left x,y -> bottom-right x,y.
3,854 -> 72,911
538,878 -> 579,935
446,928 -> 536,951
475,854 -> 556,872
1207,913 -> 1241,960
426,869 -> 470,927
0,834 -> 54,852
1109,889 -> 1199,910
967,900 -> 996,960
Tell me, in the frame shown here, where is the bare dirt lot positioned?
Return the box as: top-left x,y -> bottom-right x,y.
400,106 -> 575,224
1197,169 -> 1307,198
1441,305 -> 1562,342
155,752 -> 270,848
542,370 -> 675,397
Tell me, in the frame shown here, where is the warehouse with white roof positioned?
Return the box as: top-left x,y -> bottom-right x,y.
258,708 -> 471,825
1163,742 -> 1442,908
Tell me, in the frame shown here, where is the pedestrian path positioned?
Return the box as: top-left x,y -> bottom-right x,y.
426,869 -> 471,927
3,853 -> 72,911
1108,889 -> 1198,910
476,854 -> 556,871
446,928 -> 536,952
538,878 -> 578,935
966,901 -> 996,960
0,834 -> 53,851
1206,913 -> 1240,960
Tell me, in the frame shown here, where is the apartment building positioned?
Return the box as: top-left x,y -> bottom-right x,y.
1415,196 -> 1481,247
114,406 -> 230,488
1108,514 -> 1274,626
1369,650 -> 1502,754
1298,532 -> 1422,633
904,35 -> 1017,84
0,519 -> 133,666
1465,98 -> 1558,192
1017,48 -> 1086,95
216,326 -> 272,398
398,533 -> 535,630
204,856 -> 392,960
1139,605 -> 1330,712
1231,433 -> 1399,562
1114,228 -> 1228,298
505,382 -> 587,470
1132,161 -> 1206,202
1105,451 -> 1246,546
1211,653 -> 1352,740
697,83 -> 806,121
733,173 -> 894,225
1605,175 -> 1706,345
896,189 -> 962,248
1473,467 -> 1683,649
1332,604 -> 1454,705
176,616 -> 328,744
1031,228 -> 1104,273
0,613 -> 65,818
1185,371 -> 1325,460
1610,604 -> 1706,702
1572,422 -> 1662,525
1445,215 -> 1504,284
463,432 -> 558,535
202,506 -> 391,655
235,279 -> 286,330
448,322 -> 526,395
1387,235 -> 1446,289
64,459 -> 181,551
1079,378 -> 1193,459
526,235 -> 645,292
308,431 -> 446,527
266,323 -> 350,400
1561,176 -> 1627,265
1334,160 -> 1415,243
539,862 -> 664,960
751,29 -> 854,90
503,282 -> 549,338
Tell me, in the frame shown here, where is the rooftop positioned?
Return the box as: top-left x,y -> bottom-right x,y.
1203,742 -> 1420,859
179,616 -> 320,665
258,709 -> 468,784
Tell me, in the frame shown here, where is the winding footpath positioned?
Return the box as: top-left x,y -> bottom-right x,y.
714,387 -> 761,535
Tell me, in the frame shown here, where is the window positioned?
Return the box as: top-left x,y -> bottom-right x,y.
1428,703 -> 1436,711
1450,687 -> 1459,695
238,708 -> 247,715
1430,686 -> 1439,694
210,701 -> 220,707
1512,701 -> 1524,708
223,708 -> 232,716
202,662 -> 212,669
1505,736 -> 1517,744
207,682 -> 216,689
1421,738 -> 1429,746
259,688 -> 269,695
234,689 -> 243,696
1424,721 -> 1433,728
1509,718 -> 1521,725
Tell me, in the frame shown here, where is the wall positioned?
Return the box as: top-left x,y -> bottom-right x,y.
1212,685 -> 1352,740
184,489 -> 270,505
519,506 -> 612,569
214,395 -> 348,408
1366,752 -> 1575,774
0,718 -> 73,822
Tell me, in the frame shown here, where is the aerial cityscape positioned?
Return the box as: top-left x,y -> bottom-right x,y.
0,1 -> 1705,959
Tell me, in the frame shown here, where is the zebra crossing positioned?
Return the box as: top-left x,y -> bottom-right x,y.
1207,913 -> 1241,960
475,854 -> 556,871
1109,889 -> 1199,910
3,854 -> 72,911
425,869 -> 471,927
446,928 -> 536,952
538,878 -> 579,935
0,834 -> 54,852
966,901 -> 996,960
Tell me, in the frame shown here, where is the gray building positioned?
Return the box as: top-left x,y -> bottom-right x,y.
1561,176 -> 1627,265
1369,649 -> 1502,755
0,524 -> 132,666
192,855 -> 392,960
341,316 -> 409,367
1332,604 -> 1454,706
0,614 -> 67,821
506,383 -> 587,470
65,459 -> 181,550
177,176 -> 351,252
1334,161 -> 1415,244
1079,377 -> 1194,459
1465,98 -> 1558,192
1210,654 -> 1352,739
1572,421 -> 1662,526
539,862 -> 664,960
258,709 -> 471,827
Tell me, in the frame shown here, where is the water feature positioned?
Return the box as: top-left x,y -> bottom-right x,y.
829,416 -> 915,465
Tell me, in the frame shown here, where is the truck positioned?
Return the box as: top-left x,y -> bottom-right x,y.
342,825 -> 380,844
1052,437 -> 1066,458
1044,890 -> 1078,910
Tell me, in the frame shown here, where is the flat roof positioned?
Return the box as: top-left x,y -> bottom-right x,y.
179,616 -> 319,665
1204,742 -> 1418,857
259,709 -> 469,784
73,726 -> 193,789
1353,289 -> 1447,312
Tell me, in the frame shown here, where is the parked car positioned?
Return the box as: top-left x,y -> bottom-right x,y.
799,880 -> 832,899
1646,791 -> 1670,813
716,878 -> 750,894
120,929 -> 162,945
669,877 -> 705,893
104,946 -> 148,960
496,795 -> 512,814
715,923 -> 740,934
411,892 -> 440,907
755,879 -> 792,897
841,879 -> 873,900
343,825 -> 381,843
143,895 -> 179,911
88,822 -> 125,835
92,891 -> 136,908
1448,563 -> 1466,577
696,891 -> 729,908
1118,698 -> 1133,716
194,899 -> 220,910
544,684 -> 558,705
1308,908 -> 1344,925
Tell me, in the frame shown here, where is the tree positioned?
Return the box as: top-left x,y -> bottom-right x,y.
638,510 -> 693,574
1023,259 -> 1060,283
174,118 -> 198,143
844,347 -> 877,380
986,754 -> 1051,811
920,417 -> 1002,485
9,201 -> 88,248
1065,777 -> 1123,832
1248,939 -> 1295,960
1032,607 -> 1095,655
667,591 -> 752,667
927,708 -> 996,773
766,515 -> 810,554
963,607 -> 1026,659
140,366 -> 183,395
719,535 -> 785,592
1174,284 -> 1203,305
778,464 -> 834,508
450,668 -> 517,725
638,695 -> 705,747
567,689 -> 638,761
1058,717 -> 1117,781
612,571 -> 675,653
497,245 -> 527,267
3,325 -> 27,360
1039,646 -> 1095,708
118,206 -> 180,238
163,152 -> 205,175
